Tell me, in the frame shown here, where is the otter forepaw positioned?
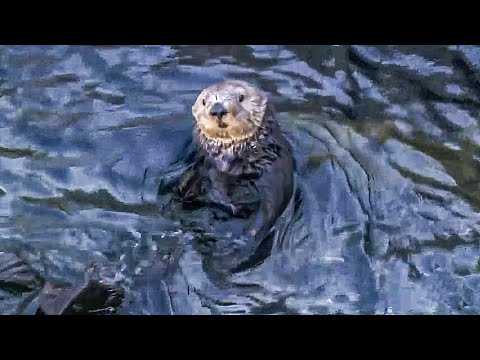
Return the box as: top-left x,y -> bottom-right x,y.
226,202 -> 260,219
230,206 -> 251,219
175,175 -> 206,205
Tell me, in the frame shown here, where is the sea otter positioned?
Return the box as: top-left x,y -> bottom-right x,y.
173,80 -> 294,243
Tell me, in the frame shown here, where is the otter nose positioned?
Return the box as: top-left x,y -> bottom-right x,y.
210,103 -> 228,119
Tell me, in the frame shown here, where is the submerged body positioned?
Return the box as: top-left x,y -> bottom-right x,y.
174,80 -> 294,243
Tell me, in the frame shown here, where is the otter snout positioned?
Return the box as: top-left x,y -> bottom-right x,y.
210,102 -> 227,118
210,102 -> 229,128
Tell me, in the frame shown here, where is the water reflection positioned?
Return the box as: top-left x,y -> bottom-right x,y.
0,45 -> 479,314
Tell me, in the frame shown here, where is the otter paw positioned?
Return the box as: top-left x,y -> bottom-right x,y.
230,205 -> 253,219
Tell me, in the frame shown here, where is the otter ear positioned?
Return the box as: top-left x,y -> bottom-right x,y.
191,103 -> 198,119
259,91 -> 268,106
251,91 -> 268,108
192,97 -> 200,114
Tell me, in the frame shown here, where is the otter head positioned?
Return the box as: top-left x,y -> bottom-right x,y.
192,80 -> 268,145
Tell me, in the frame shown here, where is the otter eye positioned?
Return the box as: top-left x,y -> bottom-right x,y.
202,99 -> 206,106
239,94 -> 245,102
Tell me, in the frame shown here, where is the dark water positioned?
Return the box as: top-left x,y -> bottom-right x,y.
1,45 -> 480,314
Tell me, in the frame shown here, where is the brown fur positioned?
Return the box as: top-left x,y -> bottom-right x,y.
175,80 -> 294,243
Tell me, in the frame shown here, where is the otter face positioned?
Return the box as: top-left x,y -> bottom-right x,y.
192,80 -> 268,143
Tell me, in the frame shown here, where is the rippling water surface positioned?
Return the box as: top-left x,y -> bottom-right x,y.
1,45 -> 480,314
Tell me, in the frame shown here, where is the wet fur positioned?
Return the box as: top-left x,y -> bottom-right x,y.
174,81 -> 294,242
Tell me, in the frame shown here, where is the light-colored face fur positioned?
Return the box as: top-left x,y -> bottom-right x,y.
192,80 -> 268,144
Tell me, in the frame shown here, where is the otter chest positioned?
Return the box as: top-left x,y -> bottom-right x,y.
205,146 -> 264,177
